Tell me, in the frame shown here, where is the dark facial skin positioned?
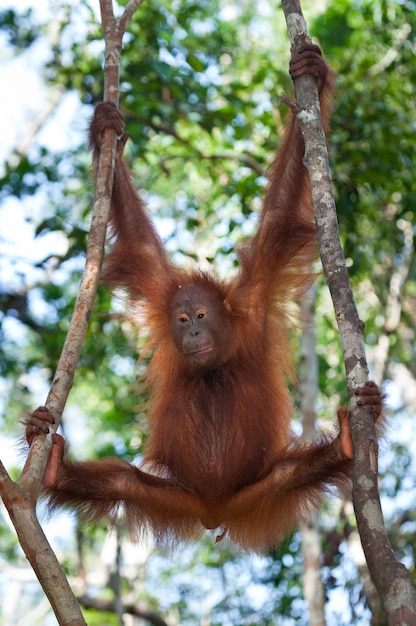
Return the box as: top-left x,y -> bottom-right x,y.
170,284 -> 232,370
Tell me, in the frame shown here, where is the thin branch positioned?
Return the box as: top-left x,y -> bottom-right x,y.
8,87 -> 65,167
373,217 -> 414,381
368,23 -> 411,76
281,0 -> 416,621
299,290 -> 326,625
1,0 -> 144,623
119,0 -> 146,33
0,462 -> 86,625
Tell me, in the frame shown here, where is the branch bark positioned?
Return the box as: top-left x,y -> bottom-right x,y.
0,1 -> 144,623
281,0 -> 416,623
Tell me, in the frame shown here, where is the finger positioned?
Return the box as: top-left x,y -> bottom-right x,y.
289,58 -> 327,88
26,407 -> 56,444
95,103 -> 125,135
356,396 -> 382,410
26,422 -> 51,446
337,405 -> 349,423
290,56 -> 322,77
26,424 -> 41,445
355,381 -> 380,395
43,434 -> 65,487
337,406 -> 353,459
297,44 -> 322,57
354,383 -> 383,420
356,394 -> 382,406
355,382 -> 384,403
28,419 -> 51,433
31,406 -> 56,424
116,133 -> 129,157
290,48 -> 323,72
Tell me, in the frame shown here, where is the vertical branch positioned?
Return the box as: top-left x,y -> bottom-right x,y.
0,463 -> 87,625
281,0 -> 416,621
0,1 -> 144,623
299,289 -> 326,626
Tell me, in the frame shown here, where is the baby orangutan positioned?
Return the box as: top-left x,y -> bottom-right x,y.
26,45 -> 383,551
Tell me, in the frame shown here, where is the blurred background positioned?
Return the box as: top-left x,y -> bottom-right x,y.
0,0 -> 415,624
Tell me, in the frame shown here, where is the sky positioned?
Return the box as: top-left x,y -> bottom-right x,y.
0,0 -> 94,469
0,0 -> 93,281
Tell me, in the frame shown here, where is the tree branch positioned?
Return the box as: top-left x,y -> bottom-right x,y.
0,1 -> 144,623
281,0 -> 416,621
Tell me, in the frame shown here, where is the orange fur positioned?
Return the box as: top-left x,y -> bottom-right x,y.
28,46 -> 373,551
